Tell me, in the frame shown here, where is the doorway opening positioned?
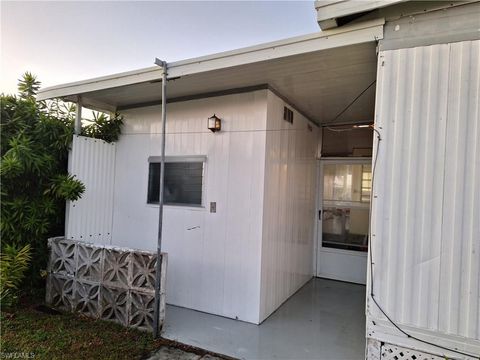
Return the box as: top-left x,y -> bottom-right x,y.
316,126 -> 374,285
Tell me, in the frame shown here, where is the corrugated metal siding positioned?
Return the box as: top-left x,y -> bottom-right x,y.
370,40 -> 480,343
259,91 -> 318,322
66,135 -> 116,244
439,40 -> 480,339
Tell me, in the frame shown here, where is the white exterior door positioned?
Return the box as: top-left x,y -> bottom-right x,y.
316,159 -> 371,284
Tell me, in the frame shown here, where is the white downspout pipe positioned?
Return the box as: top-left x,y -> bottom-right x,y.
153,58 -> 167,338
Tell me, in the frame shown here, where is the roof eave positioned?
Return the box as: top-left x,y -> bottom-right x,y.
36,18 -> 384,109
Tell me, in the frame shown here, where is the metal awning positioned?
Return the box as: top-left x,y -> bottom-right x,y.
37,19 -> 383,125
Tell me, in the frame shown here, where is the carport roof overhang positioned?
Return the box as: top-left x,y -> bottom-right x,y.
37,19 -> 383,125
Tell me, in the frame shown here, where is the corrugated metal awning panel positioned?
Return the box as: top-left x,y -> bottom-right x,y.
369,40 -> 479,353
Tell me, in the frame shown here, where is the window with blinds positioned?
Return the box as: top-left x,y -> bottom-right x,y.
147,160 -> 204,206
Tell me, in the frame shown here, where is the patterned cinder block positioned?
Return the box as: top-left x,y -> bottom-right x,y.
46,274 -> 75,312
76,243 -> 103,282
46,237 -> 167,333
130,251 -> 157,291
129,290 -> 155,331
74,280 -> 101,318
100,286 -> 129,326
48,238 -> 77,276
103,249 -> 130,289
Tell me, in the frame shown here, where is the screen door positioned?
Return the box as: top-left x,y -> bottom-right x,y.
316,159 -> 372,284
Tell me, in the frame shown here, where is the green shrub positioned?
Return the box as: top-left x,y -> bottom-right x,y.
0,244 -> 32,308
82,111 -> 123,143
0,72 -> 122,294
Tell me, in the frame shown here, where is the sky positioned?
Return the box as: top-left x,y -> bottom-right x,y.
1,1 -> 319,95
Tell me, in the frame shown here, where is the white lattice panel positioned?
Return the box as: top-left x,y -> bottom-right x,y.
381,344 -> 444,360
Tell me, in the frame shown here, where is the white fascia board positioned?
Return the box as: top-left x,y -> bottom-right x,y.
37,18 -> 384,102
315,0 -> 406,22
167,18 -> 384,77
36,67 -> 162,101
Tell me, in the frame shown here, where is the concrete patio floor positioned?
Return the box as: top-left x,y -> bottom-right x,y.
162,278 -> 366,360
147,346 -> 227,360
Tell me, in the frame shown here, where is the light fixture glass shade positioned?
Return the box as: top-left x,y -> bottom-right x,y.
208,114 -> 221,132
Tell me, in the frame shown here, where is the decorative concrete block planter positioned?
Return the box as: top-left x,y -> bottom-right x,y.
46,237 -> 167,332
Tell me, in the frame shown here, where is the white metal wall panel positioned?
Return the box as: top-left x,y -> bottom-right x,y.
439,40 -> 480,340
314,0 -> 406,28
379,2 -> 480,52
111,91 -> 267,324
369,40 -> 480,354
66,135 -> 116,244
259,91 -> 318,322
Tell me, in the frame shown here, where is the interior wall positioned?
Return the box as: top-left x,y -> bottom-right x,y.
259,90 -> 319,322
111,90 -> 268,324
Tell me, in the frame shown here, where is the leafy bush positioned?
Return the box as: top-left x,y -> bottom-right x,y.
0,244 -> 31,308
0,72 -> 122,294
82,111 -> 123,143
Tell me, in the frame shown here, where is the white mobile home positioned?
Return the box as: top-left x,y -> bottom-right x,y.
38,1 -> 480,359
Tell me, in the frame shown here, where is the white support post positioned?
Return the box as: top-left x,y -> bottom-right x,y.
75,96 -> 82,135
153,58 -> 167,339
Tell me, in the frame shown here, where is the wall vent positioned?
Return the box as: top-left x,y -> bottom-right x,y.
283,106 -> 293,124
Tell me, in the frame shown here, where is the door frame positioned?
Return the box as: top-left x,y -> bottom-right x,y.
314,157 -> 372,283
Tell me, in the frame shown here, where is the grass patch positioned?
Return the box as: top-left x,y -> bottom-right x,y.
1,301 -> 162,360
1,299 -> 232,360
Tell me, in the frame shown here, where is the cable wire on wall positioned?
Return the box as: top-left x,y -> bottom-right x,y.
321,66 -> 477,356
320,120 -> 478,358
367,126 -> 479,360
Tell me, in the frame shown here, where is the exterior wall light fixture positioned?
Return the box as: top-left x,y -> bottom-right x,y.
208,114 -> 222,132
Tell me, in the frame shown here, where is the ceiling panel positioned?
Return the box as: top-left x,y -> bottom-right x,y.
80,42 -> 377,125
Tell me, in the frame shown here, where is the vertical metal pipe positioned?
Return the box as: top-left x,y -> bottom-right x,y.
153,59 -> 167,338
75,96 -> 82,135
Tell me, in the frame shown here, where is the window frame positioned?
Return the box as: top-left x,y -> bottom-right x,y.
146,155 -> 207,208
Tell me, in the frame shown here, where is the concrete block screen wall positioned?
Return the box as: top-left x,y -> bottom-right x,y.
46,237 -> 167,332
66,89 -> 319,324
